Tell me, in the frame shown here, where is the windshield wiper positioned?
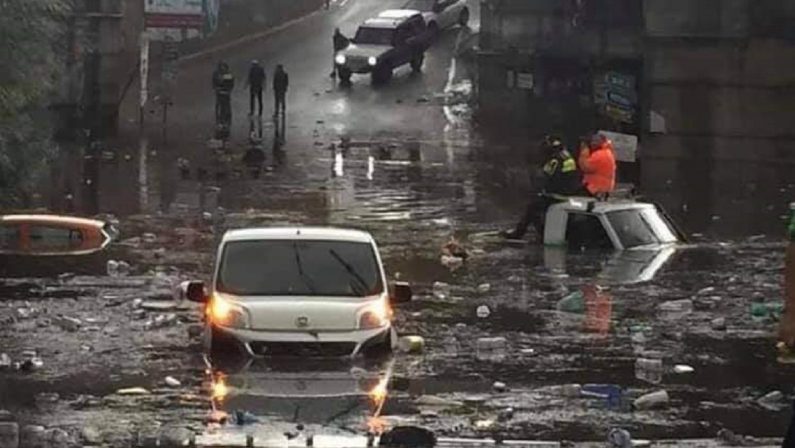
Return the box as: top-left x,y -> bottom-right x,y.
328,249 -> 370,297
294,242 -> 318,294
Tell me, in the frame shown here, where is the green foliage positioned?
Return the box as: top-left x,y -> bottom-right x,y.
0,0 -> 68,206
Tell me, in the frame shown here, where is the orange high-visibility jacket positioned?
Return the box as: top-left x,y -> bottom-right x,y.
579,143 -> 616,195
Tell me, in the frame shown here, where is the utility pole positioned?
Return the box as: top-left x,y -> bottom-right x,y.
139,32 -> 150,135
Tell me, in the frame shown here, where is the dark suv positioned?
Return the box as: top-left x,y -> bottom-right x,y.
335,10 -> 431,84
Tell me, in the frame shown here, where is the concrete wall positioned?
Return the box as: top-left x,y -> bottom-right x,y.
180,0 -> 324,55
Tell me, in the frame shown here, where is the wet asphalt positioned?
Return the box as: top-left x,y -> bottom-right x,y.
2,0 -> 795,445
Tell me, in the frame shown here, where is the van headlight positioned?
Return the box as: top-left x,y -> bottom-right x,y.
208,294 -> 248,329
368,56 -> 378,66
335,54 -> 346,65
358,300 -> 391,329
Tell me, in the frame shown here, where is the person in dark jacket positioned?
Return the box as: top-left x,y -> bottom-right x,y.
330,28 -> 350,77
272,65 -> 289,119
212,61 -> 235,126
247,60 -> 266,116
502,136 -> 582,240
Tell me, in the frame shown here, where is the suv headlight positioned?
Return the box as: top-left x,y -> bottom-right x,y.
358,300 -> 391,329
368,56 -> 378,66
335,54 -> 346,65
208,294 -> 248,329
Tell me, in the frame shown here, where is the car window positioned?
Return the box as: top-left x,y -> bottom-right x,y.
353,27 -> 395,45
29,225 -> 84,250
566,213 -> 614,250
217,240 -> 384,298
0,224 -> 21,250
607,210 -> 660,248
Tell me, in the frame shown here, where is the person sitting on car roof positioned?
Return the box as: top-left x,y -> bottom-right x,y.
502,136 -> 582,240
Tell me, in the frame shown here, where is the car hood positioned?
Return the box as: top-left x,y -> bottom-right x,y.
342,44 -> 389,59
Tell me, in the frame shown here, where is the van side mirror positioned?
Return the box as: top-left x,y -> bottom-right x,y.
390,282 -> 413,304
186,281 -> 208,303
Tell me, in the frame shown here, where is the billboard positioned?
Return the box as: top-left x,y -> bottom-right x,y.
144,0 -> 219,41
145,0 -> 204,29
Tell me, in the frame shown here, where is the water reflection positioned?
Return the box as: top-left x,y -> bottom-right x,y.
204,355 -> 395,439
543,246 -> 677,285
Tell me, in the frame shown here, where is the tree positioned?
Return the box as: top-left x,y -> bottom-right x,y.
0,0 -> 68,206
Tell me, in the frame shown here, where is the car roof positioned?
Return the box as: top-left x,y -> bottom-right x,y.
555,197 -> 657,214
0,214 -> 106,228
364,10 -> 422,28
223,227 -> 375,244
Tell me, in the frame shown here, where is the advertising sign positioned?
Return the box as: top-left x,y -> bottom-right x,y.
145,0 -> 204,29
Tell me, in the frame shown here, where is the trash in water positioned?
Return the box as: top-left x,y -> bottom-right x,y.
106,260 -> 119,277
758,390 -> 785,411
52,315 -> 81,332
440,255 -> 464,271
477,283 -> 491,294
658,299 -> 693,318
232,410 -> 259,425
0,353 -> 11,370
557,291 -> 585,314
633,390 -> 669,410
398,336 -> 425,354
476,305 -> 491,319
673,365 -> 694,374
582,384 -> 623,409
165,376 -> 181,387
476,337 -> 506,361
116,387 -> 150,396
432,282 -> 451,300
607,428 -> 633,448
635,358 -> 663,384
547,384 -> 582,398
492,381 -> 508,393
750,302 -> 784,321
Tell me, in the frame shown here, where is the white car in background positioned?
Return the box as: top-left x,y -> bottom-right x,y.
187,227 -> 413,358
403,0 -> 469,35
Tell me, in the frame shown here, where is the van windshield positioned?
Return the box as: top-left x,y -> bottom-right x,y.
217,240 -> 383,298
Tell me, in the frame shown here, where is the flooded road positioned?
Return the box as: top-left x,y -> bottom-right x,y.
2,0 -> 795,445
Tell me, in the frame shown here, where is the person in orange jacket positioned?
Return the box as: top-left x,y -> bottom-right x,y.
578,133 -> 617,197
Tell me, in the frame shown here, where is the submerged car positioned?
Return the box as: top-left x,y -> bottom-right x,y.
335,10 -> 431,84
0,214 -> 117,256
187,227 -> 412,358
404,0 -> 470,34
542,197 -> 685,250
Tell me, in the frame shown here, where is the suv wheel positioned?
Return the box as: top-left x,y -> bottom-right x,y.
338,67 -> 352,84
458,8 -> 470,27
410,53 -> 424,72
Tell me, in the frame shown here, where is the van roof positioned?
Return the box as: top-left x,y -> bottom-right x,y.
222,227 -> 375,244
557,197 -> 656,214
0,214 -> 106,228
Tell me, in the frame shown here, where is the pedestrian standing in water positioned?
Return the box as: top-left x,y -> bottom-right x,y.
273,64 -> 289,119
247,60 -> 266,116
330,28 -> 350,78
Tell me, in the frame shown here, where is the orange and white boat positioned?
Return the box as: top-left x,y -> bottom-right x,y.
0,214 -> 117,256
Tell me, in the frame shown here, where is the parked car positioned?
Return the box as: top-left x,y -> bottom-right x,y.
0,214 -> 117,256
335,10 -> 431,84
187,227 -> 412,358
404,0 -> 469,34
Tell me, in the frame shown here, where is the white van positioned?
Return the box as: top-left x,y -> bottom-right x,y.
187,227 -> 411,358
